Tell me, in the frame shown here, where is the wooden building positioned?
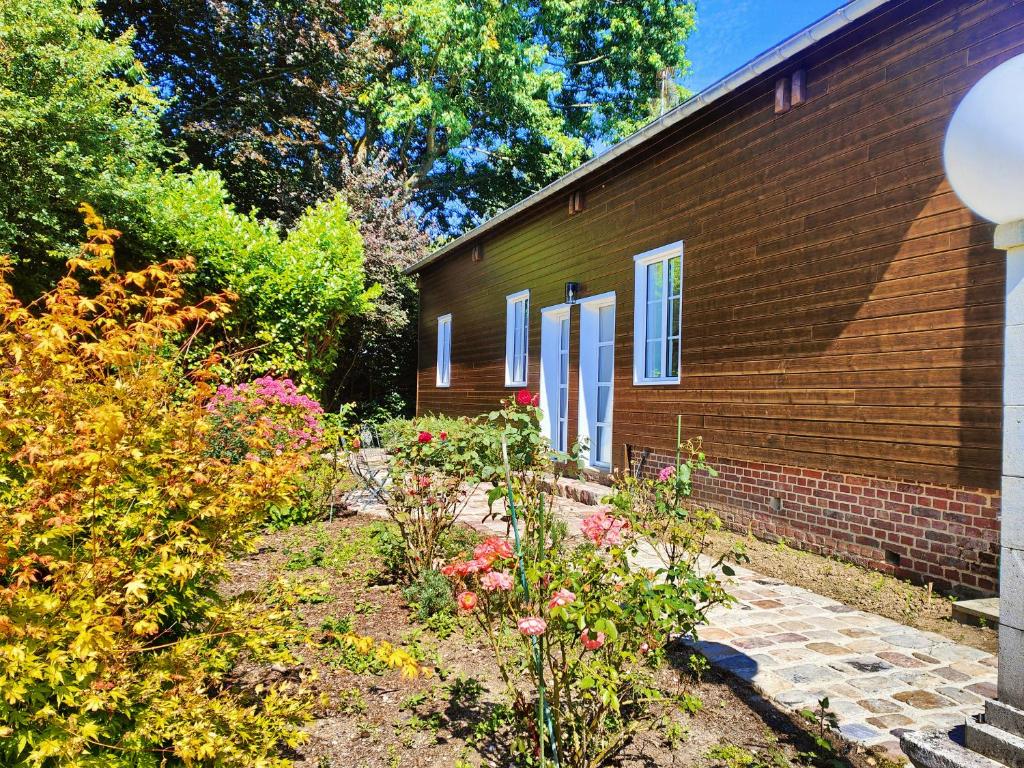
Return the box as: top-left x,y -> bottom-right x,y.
406,0 -> 1024,596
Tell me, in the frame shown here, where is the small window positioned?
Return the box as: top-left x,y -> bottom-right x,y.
436,314 -> 452,387
505,290 -> 530,386
633,242 -> 683,385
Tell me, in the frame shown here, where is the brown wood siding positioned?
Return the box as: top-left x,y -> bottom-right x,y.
415,0 -> 1024,490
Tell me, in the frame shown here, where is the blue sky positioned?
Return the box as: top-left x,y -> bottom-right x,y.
681,0 -> 847,93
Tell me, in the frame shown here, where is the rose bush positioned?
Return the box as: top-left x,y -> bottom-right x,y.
440,394 -> 742,768
384,428 -> 477,582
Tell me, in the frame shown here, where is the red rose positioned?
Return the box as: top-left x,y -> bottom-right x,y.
418,431 -> 433,443
516,389 -> 533,406
531,393 -> 539,407
439,431 -> 448,440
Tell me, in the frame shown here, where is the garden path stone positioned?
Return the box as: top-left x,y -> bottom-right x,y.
352,483 -> 998,765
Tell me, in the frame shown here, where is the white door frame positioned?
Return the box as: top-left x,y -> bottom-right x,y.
576,291 -> 615,470
539,303 -> 571,451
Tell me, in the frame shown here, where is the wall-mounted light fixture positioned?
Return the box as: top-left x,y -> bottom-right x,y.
565,281 -> 581,305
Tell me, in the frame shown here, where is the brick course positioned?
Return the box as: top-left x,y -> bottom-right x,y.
632,448 -> 1000,598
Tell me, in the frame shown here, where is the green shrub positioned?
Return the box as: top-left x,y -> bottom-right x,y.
403,569 -> 456,622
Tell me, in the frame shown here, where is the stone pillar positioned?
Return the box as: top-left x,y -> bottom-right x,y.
996,219 -> 1024,710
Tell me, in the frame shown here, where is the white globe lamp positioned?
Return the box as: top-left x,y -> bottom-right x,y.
943,53 -> 1024,225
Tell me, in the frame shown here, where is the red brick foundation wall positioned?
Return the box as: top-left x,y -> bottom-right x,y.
631,449 -> 1000,598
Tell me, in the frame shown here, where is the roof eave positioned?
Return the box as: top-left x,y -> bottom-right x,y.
405,0 -> 889,276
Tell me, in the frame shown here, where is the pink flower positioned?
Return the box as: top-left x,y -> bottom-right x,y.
581,510 -> 630,548
464,558 -> 490,574
580,629 -> 605,651
639,642 -> 651,655
442,559 -> 475,579
517,616 -> 547,636
418,431 -> 433,444
473,537 -> 514,566
480,571 -> 514,592
515,389 -> 534,406
417,475 -> 431,489
658,465 -> 676,482
547,588 -> 576,611
457,591 -> 478,612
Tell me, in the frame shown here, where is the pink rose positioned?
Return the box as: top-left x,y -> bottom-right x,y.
580,629 -> 605,651
517,616 -> 547,636
547,588 -> 576,611
658,465 -> 675,482
474,537 -> 514,566
581,510 -> 630,548
457,591 -> 478,612
480,571 -> 514,592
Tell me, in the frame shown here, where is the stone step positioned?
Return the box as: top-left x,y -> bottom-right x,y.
966,720 -> 1024,768
542,475 -> 611,506
987,701 -> 1024,741
902,729 -> 1005,768
953,598 -> 1000,627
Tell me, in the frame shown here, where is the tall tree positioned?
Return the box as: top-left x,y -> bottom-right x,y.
0,0 -> 372,393
100,0 -> 697,232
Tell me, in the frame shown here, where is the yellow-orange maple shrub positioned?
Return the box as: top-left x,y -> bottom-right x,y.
0,207 -> 317,766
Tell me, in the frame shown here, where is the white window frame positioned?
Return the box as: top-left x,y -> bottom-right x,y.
632,241 -> 683,385
577,291 -> 616,470
505,289 -> 530,387
436,313 -> 452,387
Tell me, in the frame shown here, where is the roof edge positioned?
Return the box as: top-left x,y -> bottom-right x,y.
406,0 -> 891,275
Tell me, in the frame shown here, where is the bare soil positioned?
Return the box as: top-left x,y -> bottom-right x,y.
707,528 -> 998,654
224,516 -> 896,768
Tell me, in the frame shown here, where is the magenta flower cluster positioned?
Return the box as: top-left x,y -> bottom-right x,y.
206,376 -> 324,453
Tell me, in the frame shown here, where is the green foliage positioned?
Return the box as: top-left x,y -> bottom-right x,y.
0,0 -> 374,394
404,569 -> 456,622
0,0 -> 164,294
135,170 -> 374,390
319,616 -> 391,676
102,0 -> 698,231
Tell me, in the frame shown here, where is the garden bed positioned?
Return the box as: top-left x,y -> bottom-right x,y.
227,517 -> 874,768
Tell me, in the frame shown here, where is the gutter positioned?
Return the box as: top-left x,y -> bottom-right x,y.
405,0 -> 893,275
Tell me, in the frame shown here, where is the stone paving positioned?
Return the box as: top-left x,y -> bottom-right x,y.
348,484 -> 998,763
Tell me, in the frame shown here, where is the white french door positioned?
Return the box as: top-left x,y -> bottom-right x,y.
577,293 -> 615,470
540,305 -> 571,452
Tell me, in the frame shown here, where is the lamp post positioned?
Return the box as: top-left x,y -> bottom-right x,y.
903,52 -> 1024,768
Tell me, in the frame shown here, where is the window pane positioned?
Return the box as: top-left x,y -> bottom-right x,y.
597,385 -> 610,422
598,345 -> 612,382
645,262 -> 663,340
560,352 -> 569,380
645,339 -> 662,379
594,425 -> 605,464
560,317 -> 569,347
599,305 -> 614,343
669,255 -> 682,298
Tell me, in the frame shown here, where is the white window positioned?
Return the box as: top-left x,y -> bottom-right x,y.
505,290 -> 530,386
633,242 -> 683,384
436,314 -> 452,387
